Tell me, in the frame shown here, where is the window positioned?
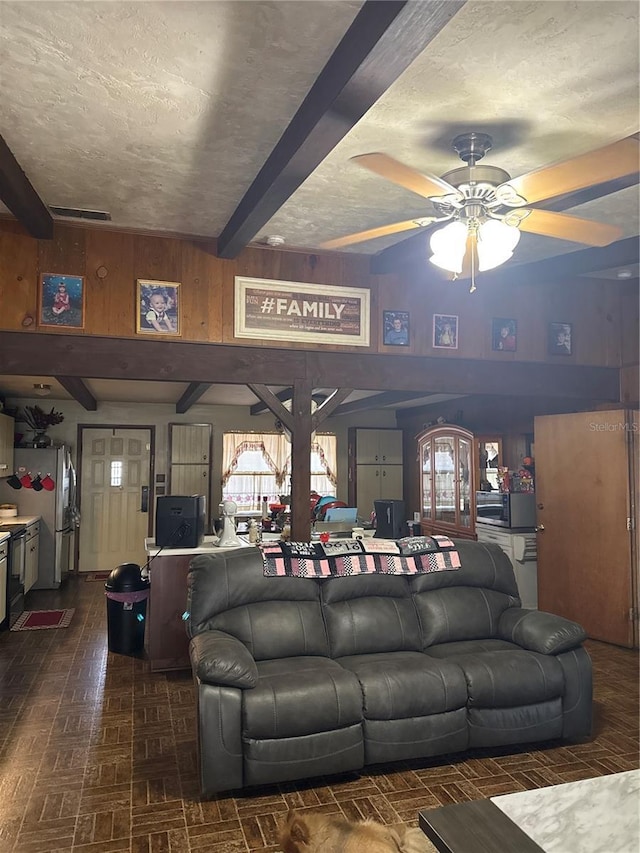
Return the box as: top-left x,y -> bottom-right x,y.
222,432 -> 337,513
110,460 -> 123,487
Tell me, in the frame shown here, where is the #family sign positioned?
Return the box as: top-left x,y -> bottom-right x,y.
234,277 -> 370,346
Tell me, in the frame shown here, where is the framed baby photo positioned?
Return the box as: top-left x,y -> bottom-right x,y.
548,321 -> 572,355
39,273 -> 85,329
492,317 -> 517,352
136,279 -> 181,336
383,310 -> 410,346
433,313 -> 458,349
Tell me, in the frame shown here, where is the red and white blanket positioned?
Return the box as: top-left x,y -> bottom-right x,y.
260,535 -> 460,578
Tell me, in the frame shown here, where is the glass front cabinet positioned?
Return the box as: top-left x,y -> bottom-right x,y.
417,425 -> 476,540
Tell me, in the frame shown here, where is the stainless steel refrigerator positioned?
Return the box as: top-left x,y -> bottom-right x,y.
0,444 -> 78,588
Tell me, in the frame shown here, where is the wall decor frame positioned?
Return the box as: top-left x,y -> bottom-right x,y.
433,314 -> 458,349
383,310 -> 410,346
38,273 -> 85,330
136,279 -> 181,336
548,321 -> 572,355
492,317 -> 517,352
234,276 -> 370,346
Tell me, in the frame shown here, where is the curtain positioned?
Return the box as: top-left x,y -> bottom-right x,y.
221,432 -> 281,484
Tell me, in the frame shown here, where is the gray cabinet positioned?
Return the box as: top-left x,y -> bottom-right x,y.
24,521 -> 40,594
348,428 -> 403,520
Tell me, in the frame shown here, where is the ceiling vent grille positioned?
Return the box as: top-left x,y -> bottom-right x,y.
49,206 -> 112,221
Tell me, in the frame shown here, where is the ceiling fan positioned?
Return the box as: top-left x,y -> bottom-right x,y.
320,132 -> 639,291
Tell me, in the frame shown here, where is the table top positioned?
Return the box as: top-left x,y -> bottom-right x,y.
420,770 -> 639,853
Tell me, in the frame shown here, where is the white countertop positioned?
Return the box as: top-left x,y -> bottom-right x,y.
0,515 -> 40,527
0,531 -> 9,544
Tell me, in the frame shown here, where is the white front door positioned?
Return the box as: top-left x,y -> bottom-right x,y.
79,428 -> 151,572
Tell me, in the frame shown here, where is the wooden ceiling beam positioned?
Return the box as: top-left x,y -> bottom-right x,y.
250,387 -> 293,416
176,382 -> 211,413
0,331 -> 620,402
55,376 -> 97,411
333,390 -> 431,416
215,0 -> 466,259
0,134 -> 53,239
312,388 -> 352,429
247,384 -> 294,432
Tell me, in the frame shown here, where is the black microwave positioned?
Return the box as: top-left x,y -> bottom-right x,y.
476,491 -> 536,529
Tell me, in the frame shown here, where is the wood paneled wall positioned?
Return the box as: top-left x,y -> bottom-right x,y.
0,219 -> 635,368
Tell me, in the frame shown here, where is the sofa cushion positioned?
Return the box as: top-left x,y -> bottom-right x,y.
244,657 -> 363,739
188,550 -> 329,659
321,574 -> 421,657
425,649 -> 565,708
337,651 -> 467,719
409,540 -> 519,597
414,586 -> 517,648
426,639 -> 521,657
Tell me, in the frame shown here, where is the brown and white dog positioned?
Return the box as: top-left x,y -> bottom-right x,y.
279,809 -> 434,853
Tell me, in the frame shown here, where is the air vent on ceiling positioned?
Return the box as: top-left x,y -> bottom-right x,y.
49,206 -> 112,221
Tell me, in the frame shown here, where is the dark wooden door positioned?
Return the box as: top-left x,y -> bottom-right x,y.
535,410 -> 636,647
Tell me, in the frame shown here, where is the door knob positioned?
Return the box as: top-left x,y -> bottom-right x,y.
536,523 -> 545,532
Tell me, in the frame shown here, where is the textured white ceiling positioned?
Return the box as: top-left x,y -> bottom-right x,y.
0,0 -> 638,263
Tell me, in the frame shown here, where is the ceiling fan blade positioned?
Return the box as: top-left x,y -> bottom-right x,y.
320,217 -> 438,250
351,153 -> 460,199
514,209 -> 623,246
503,135 -> 640,205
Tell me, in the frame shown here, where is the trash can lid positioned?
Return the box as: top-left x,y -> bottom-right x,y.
105,562 -> 150,593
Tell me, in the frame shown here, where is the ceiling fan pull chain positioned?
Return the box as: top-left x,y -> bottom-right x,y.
470,228 -> 477,293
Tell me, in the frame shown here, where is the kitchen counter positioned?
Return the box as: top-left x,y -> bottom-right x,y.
0,515 -> 40,526
144,535 -> 229,557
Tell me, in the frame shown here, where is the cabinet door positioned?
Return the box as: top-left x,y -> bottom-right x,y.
0,555 -> 7,628
355,464 -> 381,520
380,465 -> 403,501
356,430 -> 383,464
25,534 -> 39,592
378,431 -> 403,465
0,413 -> 14,474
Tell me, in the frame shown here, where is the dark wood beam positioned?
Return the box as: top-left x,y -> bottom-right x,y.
0,134 -> 53,239
55,376 -> 97,411
312,388 -> 352,429
290,379 -> 313,542
215,0 -> 466,258
334,390 -> 431,416
176,382 -> 211,414
250,387 -> 292,416
247,384 -> 294,432
0,332 -> 620,402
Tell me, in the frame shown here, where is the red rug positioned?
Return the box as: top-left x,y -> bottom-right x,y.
11,609 -> 75,631
84,572 -> 111,582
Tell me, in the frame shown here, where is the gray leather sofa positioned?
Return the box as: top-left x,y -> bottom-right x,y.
186,540 -> 592,797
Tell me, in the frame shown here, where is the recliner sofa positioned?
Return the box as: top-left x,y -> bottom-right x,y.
185,540 -> 592,797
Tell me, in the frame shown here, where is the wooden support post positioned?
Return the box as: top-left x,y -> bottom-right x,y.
290,379 -> 313,542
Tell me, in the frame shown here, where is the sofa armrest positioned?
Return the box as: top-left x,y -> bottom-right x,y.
189,630 -> 258,688
499,608 -> 587,655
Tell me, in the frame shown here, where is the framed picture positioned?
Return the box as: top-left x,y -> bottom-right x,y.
383,310 -> 410,346
136,279 -> 181,336
234,276 -> 370,346
548,322 -> 572,355
433,314 -> 458,349
492,317 -> 517,352
39,273 -> 85,329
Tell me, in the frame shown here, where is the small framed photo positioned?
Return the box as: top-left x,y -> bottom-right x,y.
433,314 -> 458,349
136,279 -> 181,336
39,273 -> 85,329
492,317 -> 517,352
383,310 -> 410,346
548,322 -> 572,355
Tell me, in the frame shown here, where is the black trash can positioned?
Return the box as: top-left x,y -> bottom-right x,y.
105,563 -> 150,655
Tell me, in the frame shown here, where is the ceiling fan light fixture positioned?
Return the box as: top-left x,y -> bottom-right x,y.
476,219 -> 521,271
429,221 -> 467,273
